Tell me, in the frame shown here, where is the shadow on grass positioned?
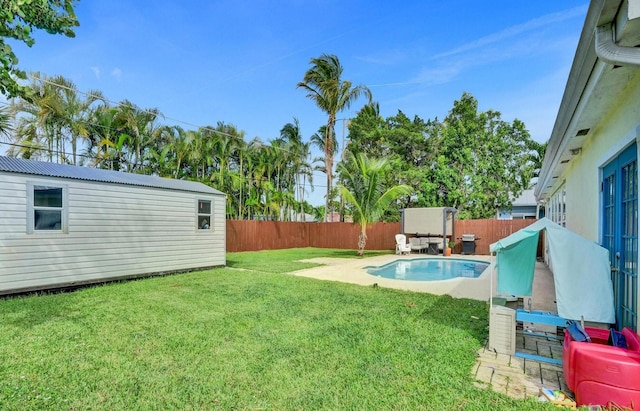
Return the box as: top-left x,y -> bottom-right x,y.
226,248 -> 393,272
418,293 -> 489,345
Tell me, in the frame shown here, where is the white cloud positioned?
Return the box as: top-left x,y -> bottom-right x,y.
355,50 -> 408,66
111,68 -> 122,81
90,66 -> 101,79
385,6 -> 585,89
367,5 -> 586,90
433,5 -> 587,60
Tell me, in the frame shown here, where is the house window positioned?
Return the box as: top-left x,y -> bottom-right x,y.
28,183 -> 67,233
546,185 -> 566,227
198,199 -> 211,230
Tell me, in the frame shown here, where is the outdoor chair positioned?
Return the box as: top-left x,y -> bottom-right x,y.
421,237 -> 440,254
409,237 -> 427,253
395,234 -> 411,255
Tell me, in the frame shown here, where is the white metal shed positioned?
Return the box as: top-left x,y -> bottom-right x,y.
0,156 -> 226,294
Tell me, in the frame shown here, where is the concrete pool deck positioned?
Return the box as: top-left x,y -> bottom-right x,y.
294,253 -> 495,301
293,252 -> 568,402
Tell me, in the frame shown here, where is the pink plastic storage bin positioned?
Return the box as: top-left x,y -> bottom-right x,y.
563,326 -> 640,408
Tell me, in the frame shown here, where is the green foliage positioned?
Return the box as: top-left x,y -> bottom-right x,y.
525,139 -> 548,188
0,105 -> 13,139
10,73 -> 105,164
347,104 -> 441,211
346,93 -> 540,219
4,66 -> 541,223
433,93 -> 532,218
7,80 -> 316,222
297,54 -> 372,220
338,151 -> 412,255
0,0 -> 79,99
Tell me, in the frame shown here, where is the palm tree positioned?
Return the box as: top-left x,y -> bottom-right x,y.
245,138 -> 270,219
209,122 -> 245,188
278,117 -> 314,221
114,100 -> 162,172
309,124 -> 336,220
217,124 -> 248,219
49,75 -> 104,165
526,140 -> 548,188
168,126 -> 192,178
142,124 -> 178,177
85,104 -> 119,168
10,73 -> 105,164
11,72 -> 64,161
338,151 -> 412,256
297,54 -> 372,220
193,126 -> 217,180
0,105 -> 14,142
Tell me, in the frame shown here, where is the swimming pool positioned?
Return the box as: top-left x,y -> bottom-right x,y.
366,258 -> 490,281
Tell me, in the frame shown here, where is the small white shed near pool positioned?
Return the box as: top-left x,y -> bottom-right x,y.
0,156 -> 226,295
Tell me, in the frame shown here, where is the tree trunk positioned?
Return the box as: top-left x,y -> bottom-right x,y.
357,225 -> 367,257
299,174 -> 305,222
325,118 -> 335,222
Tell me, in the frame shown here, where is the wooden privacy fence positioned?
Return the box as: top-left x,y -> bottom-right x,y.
226,219 -> 538,254
226,220 -> 401,252
453,219 -> 537,255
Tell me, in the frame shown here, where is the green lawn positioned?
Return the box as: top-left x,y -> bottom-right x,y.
0,248 -> 554,410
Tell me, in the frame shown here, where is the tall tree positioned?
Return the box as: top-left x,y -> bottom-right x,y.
297,54 -> 372,220
338,151 -> 412,256
346,105 -> 440,213
309,124 -> 338,220
525,139 -> 548,188
10,73 -> 65,161
85,104 -> 119,168
277,117 -> 314,221
346,93 -> 536,219
432,92 -> 532,218
113,100 -> 162,172
210,122 -> 245,188
44,74 -> 105,165
0,105 -> 13,142
0,0 -> 79,99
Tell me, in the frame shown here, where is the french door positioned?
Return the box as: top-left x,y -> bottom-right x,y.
602,143 -> 638,331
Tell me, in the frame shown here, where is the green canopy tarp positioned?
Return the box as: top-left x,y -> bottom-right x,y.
490,218 -> 615,323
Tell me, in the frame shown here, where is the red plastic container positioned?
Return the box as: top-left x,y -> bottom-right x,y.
563,326 -> 640,408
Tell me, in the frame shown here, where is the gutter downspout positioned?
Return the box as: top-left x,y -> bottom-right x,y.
595,23 -> 640,67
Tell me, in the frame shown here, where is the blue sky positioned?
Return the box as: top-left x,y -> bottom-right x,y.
7,0 -> 589,205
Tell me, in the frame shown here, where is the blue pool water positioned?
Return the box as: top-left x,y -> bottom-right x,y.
366,258 -> 489,281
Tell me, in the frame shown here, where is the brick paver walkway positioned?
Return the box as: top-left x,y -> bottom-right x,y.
473,325 -> 571,401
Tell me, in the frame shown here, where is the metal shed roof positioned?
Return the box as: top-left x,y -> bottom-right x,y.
0,156 -> 224,196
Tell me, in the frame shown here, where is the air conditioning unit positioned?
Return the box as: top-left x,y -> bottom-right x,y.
489,305 -> 516,355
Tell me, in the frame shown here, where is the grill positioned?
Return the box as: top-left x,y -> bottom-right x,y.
462,234 -> 477,254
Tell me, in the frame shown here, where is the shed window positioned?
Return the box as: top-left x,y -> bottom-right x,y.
29,184 -> 67,232
198,199 -> 211,230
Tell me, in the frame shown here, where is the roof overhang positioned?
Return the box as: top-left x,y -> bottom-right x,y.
536,0 -> 640,200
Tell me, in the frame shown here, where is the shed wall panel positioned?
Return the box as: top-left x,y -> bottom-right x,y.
0,172 -> 226,294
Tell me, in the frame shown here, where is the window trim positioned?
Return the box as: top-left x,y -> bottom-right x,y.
27,181 -> 68,234
546,184 -> 566,227
197,198 -> 212,231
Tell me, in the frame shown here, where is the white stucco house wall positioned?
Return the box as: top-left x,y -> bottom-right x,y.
535,0 -> 640,331
0,156 -> 226,295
